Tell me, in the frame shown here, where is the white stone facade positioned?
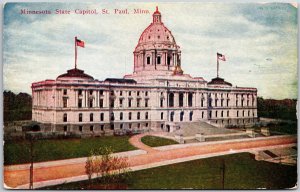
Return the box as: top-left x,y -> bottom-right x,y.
32,7 -> 257,135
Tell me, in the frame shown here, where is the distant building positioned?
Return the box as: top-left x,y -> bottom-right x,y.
31,7 -> 257,135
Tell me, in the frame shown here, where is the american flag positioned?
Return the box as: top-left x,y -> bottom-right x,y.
217,53 -> 226,61
76,38 -> 85,48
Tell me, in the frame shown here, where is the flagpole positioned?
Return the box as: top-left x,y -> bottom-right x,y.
217,56 -> 219,78
75,36 -> 77,69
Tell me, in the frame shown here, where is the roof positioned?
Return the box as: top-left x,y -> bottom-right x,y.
104,78 -> 137,84
56,68 -> 94,80
207,77 -> 232,86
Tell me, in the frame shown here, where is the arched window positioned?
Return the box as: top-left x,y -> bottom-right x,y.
179,93 -> 184,107
169,93 -> 174,107
221,111 -> 223,117
120,112 -> 123,120
161,112 -> 164,120
215,111 -> 218,118
145,112 -> 148,120
170,112 -> 174,122
237,111 -> 239,117
129,112 -> 132,120
180,111 -> 184,121
90,113 -> 93,122
79,113 -> 82,122
63,113 -> 67,122
248,110 -> 250,117
137,112 -> 140,120
202,111 -> 204,118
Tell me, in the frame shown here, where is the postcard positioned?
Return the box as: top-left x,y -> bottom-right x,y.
3,2 -> 297,189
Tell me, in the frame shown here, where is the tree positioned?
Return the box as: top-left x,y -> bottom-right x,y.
85,147 -> 131,189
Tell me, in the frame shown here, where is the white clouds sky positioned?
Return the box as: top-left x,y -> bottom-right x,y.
3,2 -> 298,99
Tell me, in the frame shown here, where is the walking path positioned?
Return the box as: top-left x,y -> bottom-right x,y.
4,134 -> 297,189
129,133 -> 158,153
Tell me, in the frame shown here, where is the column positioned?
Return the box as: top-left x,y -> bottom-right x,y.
174,92 -> 178,107
165,52 -> 167,66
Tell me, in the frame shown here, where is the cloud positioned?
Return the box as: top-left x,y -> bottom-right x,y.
3,2 -> 297,99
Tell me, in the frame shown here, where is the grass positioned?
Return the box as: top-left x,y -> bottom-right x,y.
40,153 -> 297,190
4,136 -> 136,165
268,122 -> 297,135
141,136 -> 178,147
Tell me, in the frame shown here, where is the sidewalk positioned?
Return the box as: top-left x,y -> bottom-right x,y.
4,135 -> 297,189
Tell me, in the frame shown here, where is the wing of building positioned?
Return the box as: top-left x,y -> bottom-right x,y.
31,7 -> 258,135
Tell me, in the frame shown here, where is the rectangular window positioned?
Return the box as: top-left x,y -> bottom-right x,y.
90,90 -> 93,95
63,98 -> 68,108
137,99 -> 140,107
78,90 -> 82,96
89,99 -> 93,108
110,99 -> 114,108
137,91 -> 140,96
63,89 -> 67,95
145,99 -> 148,107
147,57 -> 150,64
100,125 -> 104,131
119,99 -> 123,107
160,99 -> 163,107
100,113 -> 104,121
167,56 -> 171,65
100,90 -> 104,95
120,91 -> 123,96
100,99 -> 103,108
128,99 -> 132,108
78,99 -> 82,108
90,125 -> 94,132
79,126 -> 83,132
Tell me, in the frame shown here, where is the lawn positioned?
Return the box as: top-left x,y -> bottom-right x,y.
4,136 -> 136,165
141,136 -> 178,147
41,153 -> 297,189
268,122 -> 297,135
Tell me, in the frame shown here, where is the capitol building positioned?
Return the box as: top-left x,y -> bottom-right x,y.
31,7 -> 258,135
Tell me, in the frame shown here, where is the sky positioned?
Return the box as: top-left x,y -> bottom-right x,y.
3,2 -> 298,99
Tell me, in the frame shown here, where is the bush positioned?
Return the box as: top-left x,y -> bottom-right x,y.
85,147 -> 131,189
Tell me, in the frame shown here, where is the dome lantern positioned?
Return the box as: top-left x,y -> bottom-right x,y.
153,6 -> 162,23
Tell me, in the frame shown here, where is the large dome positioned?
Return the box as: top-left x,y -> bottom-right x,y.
135,7 -> 179,52
132,7 -> 183,76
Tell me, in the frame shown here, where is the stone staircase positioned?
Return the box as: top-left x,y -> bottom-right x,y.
170,121 -> 239,137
